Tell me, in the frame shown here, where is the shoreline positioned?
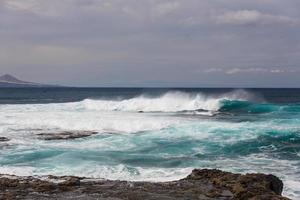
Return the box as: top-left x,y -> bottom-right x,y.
0,169 -> 289,200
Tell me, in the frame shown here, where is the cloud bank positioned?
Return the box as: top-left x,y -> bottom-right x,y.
215,10 -> 298,26
0,0 -> 299,87
204,67 -> 299,74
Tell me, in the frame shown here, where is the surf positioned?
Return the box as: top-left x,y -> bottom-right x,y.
1,88 -> 300,199
77,89 -> 260,113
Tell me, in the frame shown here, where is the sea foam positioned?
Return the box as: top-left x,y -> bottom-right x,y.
80,90 -> 256,112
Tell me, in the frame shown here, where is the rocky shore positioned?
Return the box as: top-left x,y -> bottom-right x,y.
0,169 -> 289,200
36,131 -> 98,140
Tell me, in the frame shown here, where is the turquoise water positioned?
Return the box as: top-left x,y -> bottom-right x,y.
0,88 -> 300,199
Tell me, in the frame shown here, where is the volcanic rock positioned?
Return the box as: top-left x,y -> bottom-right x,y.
37,131 -> 98,140
0,137 -> 9,142
0,169 -> 290,200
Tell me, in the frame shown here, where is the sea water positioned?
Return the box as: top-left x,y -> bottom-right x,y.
0,88 -> 299,199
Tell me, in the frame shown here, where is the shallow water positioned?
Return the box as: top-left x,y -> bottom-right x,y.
0,88 -> 299,199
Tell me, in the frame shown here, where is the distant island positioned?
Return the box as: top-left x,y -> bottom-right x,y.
0,74 -> 60,87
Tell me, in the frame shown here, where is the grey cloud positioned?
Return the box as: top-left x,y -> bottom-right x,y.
0,0 -> 300,87
203,67 -> 299,74
215,10 -> 298,26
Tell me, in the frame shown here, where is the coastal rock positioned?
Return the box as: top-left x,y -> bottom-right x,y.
0,137 -> 9,142
59,177 -> 81,187
37,131 -> 98,140
187,169 -> 286,200
0,169 -> 289,200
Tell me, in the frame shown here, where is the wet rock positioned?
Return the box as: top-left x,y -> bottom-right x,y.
1,192 -> 15,200
59,177 -> 81,187
37,131 -> 98,140
0,137 -> 9,142
197,194 -> 213,200
0,169 -> 290,200
187,169 -> 287,200
0,177 -> 20,187
220,190 -> 233,197
33,182 -> 56,192
266,174 -> 284,195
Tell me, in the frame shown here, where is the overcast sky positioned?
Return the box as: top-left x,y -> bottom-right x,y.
0,0 -> 300,87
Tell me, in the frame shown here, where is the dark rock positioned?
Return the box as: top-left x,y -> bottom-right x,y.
0,177 -> 20,187
33,182 -> 57,192
0,137 -> 9,142
0,169 -> 290,200
59,177 -> 81,187
37,131 -> 98,140
187,169 -> 287,200
266,174 -> 284,195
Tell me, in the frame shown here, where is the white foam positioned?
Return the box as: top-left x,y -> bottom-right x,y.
0,111 -> 182,136
0,90 -> 255,114
0,90 -> 255,137
0,164 -> 192,182
284,180 -> 300,199
81,91 -> 221,112
0,166 -> 36,176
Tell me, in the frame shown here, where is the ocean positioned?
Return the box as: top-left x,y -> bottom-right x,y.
0,88 -> 299,199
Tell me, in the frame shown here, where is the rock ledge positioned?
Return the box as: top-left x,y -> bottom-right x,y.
37,131 -> 98,140
0,169 -> 290,200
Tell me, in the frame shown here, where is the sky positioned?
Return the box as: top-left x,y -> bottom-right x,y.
0,0 -> 300,87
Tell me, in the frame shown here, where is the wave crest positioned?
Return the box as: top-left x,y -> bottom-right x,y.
80,90 -> 256,113
219,100 -> 276,113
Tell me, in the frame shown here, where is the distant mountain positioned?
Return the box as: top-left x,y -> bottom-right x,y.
0,74 -> 59,87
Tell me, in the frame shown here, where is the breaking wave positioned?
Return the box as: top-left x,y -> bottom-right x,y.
79,90 -> 258,113
220,100 -> 300,114
2,89 -> 291,115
